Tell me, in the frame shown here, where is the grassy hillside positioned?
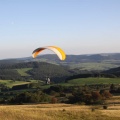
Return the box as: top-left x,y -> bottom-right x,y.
1,77 -> 120,89
0,62 -> 71,82
67,77 -> 120,85
0,104 -> 120,120
70,62 -> 119,70
0,80 -> 38,88
16,68 -> 32,76
1,53 -> 120,71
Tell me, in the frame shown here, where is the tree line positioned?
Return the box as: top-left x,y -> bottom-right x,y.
0,84 -> 116,105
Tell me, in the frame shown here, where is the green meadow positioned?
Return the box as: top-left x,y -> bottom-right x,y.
67,77 -> 120,85
0,80 -> 38,88
70,62 -> 119,70
16,68 -> 32,76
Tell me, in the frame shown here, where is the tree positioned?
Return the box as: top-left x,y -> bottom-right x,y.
110,84 -> 116,93
51,97 -> 58,104
101,90 -> 112,99
91,91 -> 101,101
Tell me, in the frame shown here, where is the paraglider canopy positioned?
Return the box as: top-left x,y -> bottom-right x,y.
32,46 -> 66,60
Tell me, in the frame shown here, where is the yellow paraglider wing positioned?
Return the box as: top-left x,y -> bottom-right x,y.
32,46 -> 66,60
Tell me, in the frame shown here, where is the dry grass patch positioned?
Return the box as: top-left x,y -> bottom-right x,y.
0,104 -> 120,120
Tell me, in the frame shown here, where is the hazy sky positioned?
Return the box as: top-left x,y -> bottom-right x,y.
0,0 -> 120,59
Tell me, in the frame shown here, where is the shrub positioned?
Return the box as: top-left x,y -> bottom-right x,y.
62,109 -> 66,112
103,105 -> 108,109
101,90 -> 112,99
91,91 -> 101,101
51,97 -> 58,104
10,91 -> 50,104
91,108 -> 95,112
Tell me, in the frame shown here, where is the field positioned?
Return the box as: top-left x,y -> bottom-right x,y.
0,104 -> 120,120
67,77 -> 120,85
16,68 -> 32,76
69,62 -> 119,70
1,77 -> 120,89
0,80 -> 38,88
0,77 -> 120,120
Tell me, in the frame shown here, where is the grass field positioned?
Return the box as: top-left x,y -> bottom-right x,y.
67,77 -> 120,85
0,80 -> 38,88
70,62 -> 119,70
16,68 -> 32,76
1,77 -> 120,89
0,104 -> 120,120
34,77 -> 120,89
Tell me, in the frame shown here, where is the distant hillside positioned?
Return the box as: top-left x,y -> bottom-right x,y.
31,53 -> 120,63
0,62 -> 73,82
0,55 -> 120,83
103,66 -> 120,77
0,53 -> 120,70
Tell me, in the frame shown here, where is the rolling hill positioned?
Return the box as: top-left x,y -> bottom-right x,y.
103,66 -> 120,77
0,62 -> 73,82
0,53 -> 120,70
0,53 -> 120,83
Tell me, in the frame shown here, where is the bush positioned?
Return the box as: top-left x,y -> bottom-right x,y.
91,108 -> 95,112
103,105 -> 108,109
91,91 -> 101,101
10,91 -> 50,104
101,90 -> 112,99
51,97 -> 58,104
60,93 -> 66,97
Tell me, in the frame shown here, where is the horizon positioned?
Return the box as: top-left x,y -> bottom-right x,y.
1,52 -> 120,60
0,0 -> 120,59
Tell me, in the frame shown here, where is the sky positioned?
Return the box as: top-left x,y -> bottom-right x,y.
0,0 -> 120,59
